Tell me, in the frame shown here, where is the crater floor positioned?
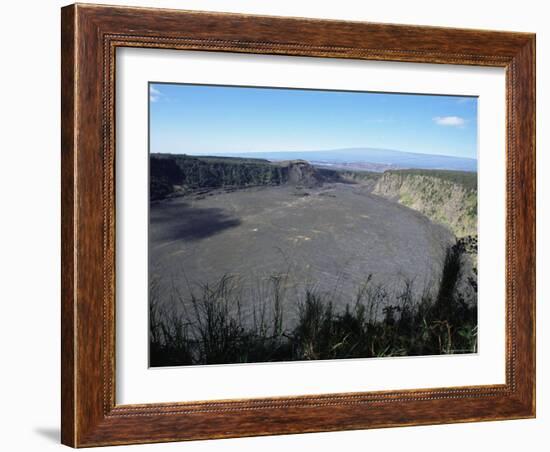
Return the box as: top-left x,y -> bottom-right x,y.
149,183 -> 454,323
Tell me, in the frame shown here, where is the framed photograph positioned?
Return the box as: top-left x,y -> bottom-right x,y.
61,3 -> 536,447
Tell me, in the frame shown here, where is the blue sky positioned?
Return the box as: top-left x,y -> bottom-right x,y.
149,83 -> 478,159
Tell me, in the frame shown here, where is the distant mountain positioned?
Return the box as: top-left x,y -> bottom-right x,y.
215,148 -> 477,172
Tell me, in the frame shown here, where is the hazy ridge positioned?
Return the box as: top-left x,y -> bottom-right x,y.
201,147 -> 477,172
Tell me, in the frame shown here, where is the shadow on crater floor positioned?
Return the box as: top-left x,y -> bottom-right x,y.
151,201 -> 241,242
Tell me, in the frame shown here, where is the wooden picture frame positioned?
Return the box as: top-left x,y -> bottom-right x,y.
61,3 -> 535,447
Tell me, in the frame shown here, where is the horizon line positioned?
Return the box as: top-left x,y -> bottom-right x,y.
151,146 -> 478,161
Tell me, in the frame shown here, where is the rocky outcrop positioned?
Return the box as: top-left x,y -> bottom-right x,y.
278,160 -> 338,187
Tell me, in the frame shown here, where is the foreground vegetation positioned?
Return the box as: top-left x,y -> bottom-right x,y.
150,241 -> 477,367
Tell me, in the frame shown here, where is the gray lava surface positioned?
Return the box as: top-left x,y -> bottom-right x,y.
149,184 -> 454,323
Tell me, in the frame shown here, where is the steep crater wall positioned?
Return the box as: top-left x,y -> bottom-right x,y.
149,154 -> 348,200
373,170 -> 477,238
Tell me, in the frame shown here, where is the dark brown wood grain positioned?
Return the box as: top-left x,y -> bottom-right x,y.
61,5 -> 76,446
61,3 -> 536,447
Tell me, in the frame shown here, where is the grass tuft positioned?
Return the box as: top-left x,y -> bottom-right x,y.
149,242 -> 477,366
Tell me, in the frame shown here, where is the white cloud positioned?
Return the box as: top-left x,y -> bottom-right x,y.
433,116 -> 466,127
149,86 -> 162,103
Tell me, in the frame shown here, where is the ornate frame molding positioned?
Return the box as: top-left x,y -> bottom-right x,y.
62,4 -> 535,447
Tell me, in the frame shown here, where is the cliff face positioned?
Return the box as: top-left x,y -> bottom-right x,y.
149,155 -> 345,200
373,170 -> 477,238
